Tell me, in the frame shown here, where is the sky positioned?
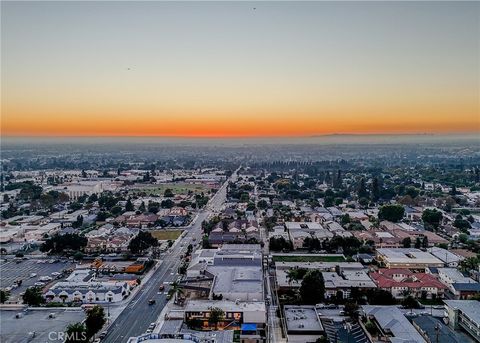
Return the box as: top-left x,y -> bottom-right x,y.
1,1 -> 479,137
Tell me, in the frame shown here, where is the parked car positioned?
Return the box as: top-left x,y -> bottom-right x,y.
148,299 -> 156,305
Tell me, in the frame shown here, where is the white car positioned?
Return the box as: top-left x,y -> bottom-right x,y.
51,272 -> 61,277
30,273 -> 37,278
39,276 -> 52,282
34,282 -> 46,287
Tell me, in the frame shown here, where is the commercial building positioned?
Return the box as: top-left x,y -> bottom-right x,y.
444,300 -> 480,342
376,248 -> 444,270
184,300 -> 266,330
284,305 -> 324,343
427,247 -> 465,268
274,261 -> 364,289
323,269 -> 377,299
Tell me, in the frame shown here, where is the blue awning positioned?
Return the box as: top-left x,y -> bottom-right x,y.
241,323 -> 257,331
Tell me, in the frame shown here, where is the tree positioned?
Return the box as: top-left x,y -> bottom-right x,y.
161,199 -> 174,209
23,287 -> 45,306
344,302 -> 359,319
269,237 -> 292,252
85,305 -> 106,339
128,231 -> 158,254
453,217 -> 471,230
169,281 -> 185,303
366,289 -> 396,305
422,236 -> 429,249
371,177 -> 381,201
378,204 -> 405,222
208,307 -> 225,330
64,322 -> 88,343
40,234 -> 87,254
414,237 -> 422,249
138,201 -> 146,213
72,215 -> 84,228
96,211 -> 110,222
164,189 -> 174,197
458,233 -> 469,244
341,214 -> 351,226
402,296 -> 420,309
402,237 -> 412,248
357,178 -> 368,198
286,268 -> 308,285
0,290 -> 9,303
422,209 -> 443,230
257,199 -> 268,210
333,170 -> 342,189
300,270 -> 325,304
459,257 -> 480,273
365,321 -> 379,336
125,198 -> 134,212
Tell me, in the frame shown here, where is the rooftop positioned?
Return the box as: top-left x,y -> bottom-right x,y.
284,305 -> 323,332
444,300 -> 480,324
184,300 -> 266,313
362,305 -> 426,343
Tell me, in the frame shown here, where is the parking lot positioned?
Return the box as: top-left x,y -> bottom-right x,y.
0,259 -> 75,301
0,309 -> 85,343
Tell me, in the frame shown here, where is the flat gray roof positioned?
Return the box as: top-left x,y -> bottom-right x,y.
0,309 -> 85,343
284,306 -> 323,332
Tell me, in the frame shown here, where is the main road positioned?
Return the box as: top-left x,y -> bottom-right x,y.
102,170 -> 236,343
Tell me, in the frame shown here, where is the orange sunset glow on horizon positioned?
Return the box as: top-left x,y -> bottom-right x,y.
2,1 -> 479,138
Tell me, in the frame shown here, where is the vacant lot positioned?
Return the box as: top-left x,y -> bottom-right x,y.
131,182 -> 212,196
151,230 -> 183,240
272,255 -> 346,263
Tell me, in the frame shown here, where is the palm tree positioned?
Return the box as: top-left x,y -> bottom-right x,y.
64,322 -> 87,343
286,269 -> 299,285
170,281 -> 184,304
208,307 -> 225,330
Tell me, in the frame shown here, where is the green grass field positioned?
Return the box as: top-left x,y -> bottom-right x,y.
131,182 -> 211,196
272,255 -> 346,263
151,230 -> 183,240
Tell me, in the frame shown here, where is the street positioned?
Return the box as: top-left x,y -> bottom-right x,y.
102,171 -> 233,343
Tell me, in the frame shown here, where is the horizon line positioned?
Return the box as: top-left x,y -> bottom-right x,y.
2,132 -> 479,140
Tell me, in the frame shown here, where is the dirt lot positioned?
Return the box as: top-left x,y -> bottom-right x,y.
150,230 -> 183,240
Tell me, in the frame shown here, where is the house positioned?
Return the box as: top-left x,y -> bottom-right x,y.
362,306 -> 427,343
370,268 -> 446,299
